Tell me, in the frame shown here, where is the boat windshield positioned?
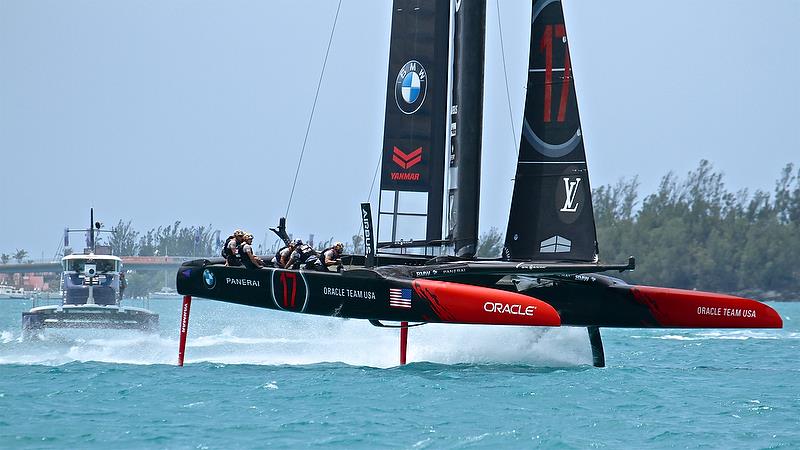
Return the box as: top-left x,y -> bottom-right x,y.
63,259 -> 120,273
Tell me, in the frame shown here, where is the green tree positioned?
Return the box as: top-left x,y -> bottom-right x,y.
109,220 -> 140,256
0,254 -> 9,264
593,160 -> 800,297
476,227 -> 504,258
350,234 -> 364,254
13,249 -> 28,264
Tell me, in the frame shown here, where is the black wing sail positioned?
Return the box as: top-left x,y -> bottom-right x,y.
378,0 -> 451,252
503,0 -> 598,262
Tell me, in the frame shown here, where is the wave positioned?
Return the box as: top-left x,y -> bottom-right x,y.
631,330 -> 798,341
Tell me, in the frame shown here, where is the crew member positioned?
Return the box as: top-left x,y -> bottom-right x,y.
118,272 -> 127,301
319,242 -> 344,272
272,239 -> 299,268
286,241 -> 319,270
222,229 -> 245,266
239,233 -> 266,269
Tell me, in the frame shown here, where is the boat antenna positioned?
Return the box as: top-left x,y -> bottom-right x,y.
285,0 -> 344,219
89,208 -> 95,252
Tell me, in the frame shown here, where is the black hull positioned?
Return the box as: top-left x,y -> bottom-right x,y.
176,259 -> 781,329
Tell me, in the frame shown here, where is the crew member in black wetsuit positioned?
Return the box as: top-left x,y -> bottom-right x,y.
238,233 -> 266,269
286,241 -> 319,270
271,239 -> 299,268
318,242 -> 344,272
223,229 -> 245,266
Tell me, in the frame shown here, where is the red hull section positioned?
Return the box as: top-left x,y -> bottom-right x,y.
631,286 -> 782,328
413,279 -> 561,326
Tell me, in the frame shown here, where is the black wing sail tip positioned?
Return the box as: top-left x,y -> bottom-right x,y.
505,0 -> 599,263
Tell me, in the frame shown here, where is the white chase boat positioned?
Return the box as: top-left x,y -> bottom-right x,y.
22,211 -> 159,335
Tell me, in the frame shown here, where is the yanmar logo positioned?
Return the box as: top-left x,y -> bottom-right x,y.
390,146 -> 422,182
392,146 -> 422,169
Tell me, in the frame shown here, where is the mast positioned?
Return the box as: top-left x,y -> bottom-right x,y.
449,0 -> 487,258
89,207 -> 95,252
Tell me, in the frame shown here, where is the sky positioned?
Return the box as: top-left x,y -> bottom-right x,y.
1,0 -> 798,260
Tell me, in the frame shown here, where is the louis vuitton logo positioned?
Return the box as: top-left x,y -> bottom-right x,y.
560,177 -> 581,213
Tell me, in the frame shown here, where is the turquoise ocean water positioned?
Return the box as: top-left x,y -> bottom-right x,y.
0,297 -> 798,448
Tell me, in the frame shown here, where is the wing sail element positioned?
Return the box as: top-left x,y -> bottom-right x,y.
378,0 -> 451,248
504,0 -> 598,262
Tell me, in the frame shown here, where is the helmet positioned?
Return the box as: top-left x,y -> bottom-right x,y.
334,242 -> 344,251
233,229 -> 244,237
290,239 -> 302,247
244,233 -> 254,240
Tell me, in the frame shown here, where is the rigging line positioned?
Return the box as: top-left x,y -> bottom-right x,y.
354,151 -> 383,242
285,0 -> 344,219
495,0 -> 519,157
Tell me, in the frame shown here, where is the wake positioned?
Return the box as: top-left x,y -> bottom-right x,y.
0,307 -> 592,367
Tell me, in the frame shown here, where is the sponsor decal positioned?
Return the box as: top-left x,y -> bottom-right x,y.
181,269 -> 192,278
484,302 -> 537,316
271,270 -> 309,313
395,60 -> 428,114
389,288 -> 413,309
515,262 -> 547,270
323,286 -> 376,300
361,205 -> 373,257
539,235 -> 571,253
225,277 -> 261,287
392,146 -> 422,169
559,177 -> 581,212
390,146 -> 423,182
202,269 -> 216,289
697,306 -> 757,318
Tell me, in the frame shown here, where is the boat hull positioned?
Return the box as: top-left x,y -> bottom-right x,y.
22,305 -> 159,333
176,260 -> 781,329
177,262 -> 561,327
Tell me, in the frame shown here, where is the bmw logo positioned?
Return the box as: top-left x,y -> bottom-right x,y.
202,269 -> 216,289
395,60 -> 428,115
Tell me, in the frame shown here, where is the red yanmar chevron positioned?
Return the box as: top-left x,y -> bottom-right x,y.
392,146 -> 422,169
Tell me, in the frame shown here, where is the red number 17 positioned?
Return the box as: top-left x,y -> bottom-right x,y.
540,24 -> 571,123
279,272 -> 297,307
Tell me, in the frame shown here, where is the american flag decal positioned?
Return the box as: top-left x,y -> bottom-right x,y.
389,288 -> 412,309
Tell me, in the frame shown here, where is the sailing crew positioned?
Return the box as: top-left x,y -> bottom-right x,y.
318,242 -> 344,272
272,239 -> 299,268
222,229 -> 245,266
239,233 -> 267,269
286,241 -> 319,270
118,272 -> 127,301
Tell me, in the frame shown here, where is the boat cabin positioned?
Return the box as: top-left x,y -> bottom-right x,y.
61,253 -> 122,306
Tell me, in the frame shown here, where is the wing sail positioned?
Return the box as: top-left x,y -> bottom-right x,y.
504,0 -> 598,262
378,0 -> 451,251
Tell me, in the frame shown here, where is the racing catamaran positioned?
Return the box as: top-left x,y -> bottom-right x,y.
175,0 -> 782,367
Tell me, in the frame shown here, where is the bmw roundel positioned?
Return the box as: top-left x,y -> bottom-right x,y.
395,60 -> 428,115
202,269 -> 216,289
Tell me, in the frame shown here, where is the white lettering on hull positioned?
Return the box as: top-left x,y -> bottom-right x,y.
483,302 -> 536,316
225,278 -> 261,287
697,306 -> 756,318
323,286 -> 376,300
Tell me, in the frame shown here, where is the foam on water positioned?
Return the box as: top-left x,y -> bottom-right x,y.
0,303 -> 593,367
